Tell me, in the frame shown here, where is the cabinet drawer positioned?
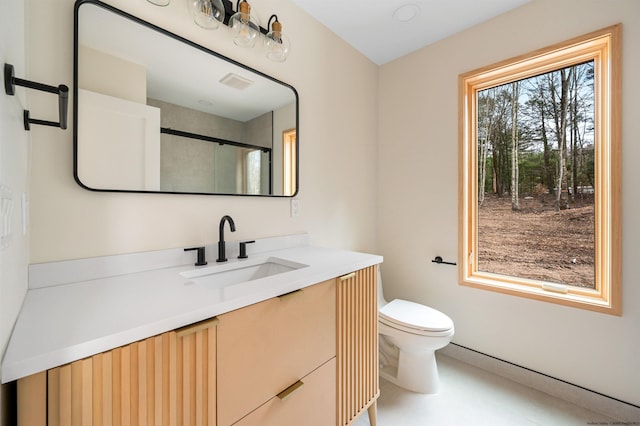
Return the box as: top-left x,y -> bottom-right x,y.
217,280 -> 336,426
233,358 -> 336,426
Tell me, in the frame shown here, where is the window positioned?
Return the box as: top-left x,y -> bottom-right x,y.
283,129 -> 297,196
245,149 -> 263,195
458,25 -> 621,315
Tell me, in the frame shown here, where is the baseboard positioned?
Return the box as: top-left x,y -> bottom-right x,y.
439,343 -> 640,422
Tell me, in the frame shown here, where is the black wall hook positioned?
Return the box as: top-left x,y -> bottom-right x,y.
432,256 -> 457,266
4,63 -> 68,131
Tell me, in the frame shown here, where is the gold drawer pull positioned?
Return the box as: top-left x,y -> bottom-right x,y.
175,317 -> 219,338
276,380 -> 304,400
277,289 -> 303,300
339,272 -> 356,281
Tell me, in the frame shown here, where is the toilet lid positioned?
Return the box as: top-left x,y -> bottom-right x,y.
379,299 -> 453,332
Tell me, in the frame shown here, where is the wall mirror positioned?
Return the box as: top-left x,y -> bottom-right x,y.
74,0 -> 298,196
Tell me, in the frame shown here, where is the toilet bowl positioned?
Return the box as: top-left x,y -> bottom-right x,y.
378,272 -> 454,394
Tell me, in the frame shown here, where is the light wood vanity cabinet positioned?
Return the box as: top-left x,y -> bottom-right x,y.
18,319 -> 218,425
217,280 -> 336,426
233,358 -> 337,426
16,265 -> 379,426
337,266 -> 379,426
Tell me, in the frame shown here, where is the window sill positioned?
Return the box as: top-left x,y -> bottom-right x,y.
460,272 -> 620,316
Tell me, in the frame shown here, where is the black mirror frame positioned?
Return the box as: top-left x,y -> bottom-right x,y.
73,0 -> 299,197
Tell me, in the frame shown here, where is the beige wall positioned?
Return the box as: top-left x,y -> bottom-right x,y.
378,0 -> 640,405
27,0 -> 379,262
0,0 -> 28,423
79,46 -> 147,103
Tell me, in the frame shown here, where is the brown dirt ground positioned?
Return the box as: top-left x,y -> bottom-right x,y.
477,194 -> 595,288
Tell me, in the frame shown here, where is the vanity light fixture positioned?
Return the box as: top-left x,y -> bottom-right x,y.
163,0 -> 292,61
228,0 -> 261,47
187,0 -> 226,29
223,0 -> 292,61
264,15 -> 290,62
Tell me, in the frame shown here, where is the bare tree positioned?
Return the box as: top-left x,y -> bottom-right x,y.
491,89 -> 512,197
549,68 -> 573,211
511,81 -> 520,211
537,83 -> 553,193
478,89 -> 496,205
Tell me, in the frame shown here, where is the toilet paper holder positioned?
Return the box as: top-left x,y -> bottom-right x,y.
432,256 -> 456,266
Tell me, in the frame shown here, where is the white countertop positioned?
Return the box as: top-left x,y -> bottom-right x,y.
2,238 -> 382,383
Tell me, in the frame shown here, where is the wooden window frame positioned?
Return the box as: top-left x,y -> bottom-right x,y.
283,128 -> 297,196
458,25 -> 622,315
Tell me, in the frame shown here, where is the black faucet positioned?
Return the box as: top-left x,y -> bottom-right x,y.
184,246 -> 207,266
216,215 -> 236,262
238,240 -> 256,259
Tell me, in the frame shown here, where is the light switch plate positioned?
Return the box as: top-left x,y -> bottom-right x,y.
22,192 -> 28,236
290,198 -> 300,217
1,184 -> 13,250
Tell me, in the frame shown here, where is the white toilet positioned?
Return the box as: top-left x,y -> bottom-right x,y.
378,271 -> 455,394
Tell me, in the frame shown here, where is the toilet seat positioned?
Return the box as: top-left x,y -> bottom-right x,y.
379,299 -> 453,336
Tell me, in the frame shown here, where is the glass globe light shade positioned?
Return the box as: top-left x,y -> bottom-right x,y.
264,22 -> 291,62
229,2 -> 260,48
187,0 -> 225,30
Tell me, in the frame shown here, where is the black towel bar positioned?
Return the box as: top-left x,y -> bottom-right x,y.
4,63 -> 68,131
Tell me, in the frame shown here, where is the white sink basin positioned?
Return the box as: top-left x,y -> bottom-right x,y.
180,256 -> 308,290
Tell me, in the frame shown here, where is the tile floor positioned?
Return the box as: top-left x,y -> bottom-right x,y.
354,354 -> 617,426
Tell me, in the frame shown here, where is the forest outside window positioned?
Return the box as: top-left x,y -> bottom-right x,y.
458,25 -> 621,315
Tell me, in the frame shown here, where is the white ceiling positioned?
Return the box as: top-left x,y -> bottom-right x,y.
289,0 -> 531,65
79,3 -> 296,122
